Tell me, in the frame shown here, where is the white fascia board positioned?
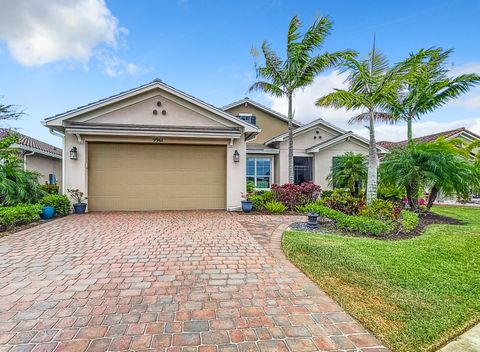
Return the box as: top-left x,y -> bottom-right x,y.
44,82 -> 259,133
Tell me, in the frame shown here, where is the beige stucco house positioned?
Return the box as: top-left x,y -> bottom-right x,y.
12,133 -> 62,188
43,79 -> 387,211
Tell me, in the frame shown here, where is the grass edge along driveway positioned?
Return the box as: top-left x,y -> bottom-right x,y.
282,206 -> 480,352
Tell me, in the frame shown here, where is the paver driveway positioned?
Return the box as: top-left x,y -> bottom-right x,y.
0,211 -> 387,352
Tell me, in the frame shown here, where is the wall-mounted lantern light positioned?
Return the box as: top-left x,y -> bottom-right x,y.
233,150 -> 240,163
70,146 -> 78,160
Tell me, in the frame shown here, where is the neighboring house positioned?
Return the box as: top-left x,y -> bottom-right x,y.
43,79 -> 387,211
378,127 -> 480,153
11,133 -> 62,188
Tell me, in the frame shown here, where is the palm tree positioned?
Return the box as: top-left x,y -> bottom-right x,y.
316,47 -> 403,203
249,15 -> 356,183
0,156 -> 44,205
327,152 -> 367,197
388,48 -> 480,144
380,138 -> 477,210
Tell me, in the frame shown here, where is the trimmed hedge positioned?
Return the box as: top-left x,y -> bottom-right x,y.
41,194 -> 71,216
300,203 -> 394,236
400,210 -> 419,232
0,204 -> 42,231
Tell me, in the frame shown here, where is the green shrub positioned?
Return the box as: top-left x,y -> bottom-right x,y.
300,203 -> 394,236
41,194 -> 71,216
378,184 -> 405,203
40,184 -> 59,194
250,194 -> 265,211
0,159 -> 45,205
264,200 -> 287,213
400,210 -> 419,232
0,204 -> 42,231
318,189 -> 365,215
250,191 -> 273,211
361,199 -> 401,221
246,181 -> 255,193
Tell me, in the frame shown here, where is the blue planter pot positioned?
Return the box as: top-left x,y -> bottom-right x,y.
73,203 -> 87,214
241,200 -> 253,213
40,206 -> 55,220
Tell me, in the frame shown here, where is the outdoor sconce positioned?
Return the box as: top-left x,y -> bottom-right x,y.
233,150 -> 240,163
69,146 -> 78,160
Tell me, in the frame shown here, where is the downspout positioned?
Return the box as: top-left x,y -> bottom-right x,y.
23,151 -> 35,171
49,128 -> 65,194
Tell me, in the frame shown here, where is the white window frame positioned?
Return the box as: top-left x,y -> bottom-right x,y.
238,113 -> 256,126
246,156 -> 273,190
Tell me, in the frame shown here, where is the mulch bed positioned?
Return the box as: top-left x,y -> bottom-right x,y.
0,217 -> 64,238
288,212 -> 464,241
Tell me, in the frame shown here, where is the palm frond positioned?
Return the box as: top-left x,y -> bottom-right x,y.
248,81 -> 285,97
316,90 -> 366,110
348,111 -> 397,124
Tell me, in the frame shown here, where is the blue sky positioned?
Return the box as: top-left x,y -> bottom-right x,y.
0,0 -> 479,147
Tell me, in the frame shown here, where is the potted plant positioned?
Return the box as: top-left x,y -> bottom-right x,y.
241,192 -> 253,213
67,189 -> 88,214
40,205 -> 55,220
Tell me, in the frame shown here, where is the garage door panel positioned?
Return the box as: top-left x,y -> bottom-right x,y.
88,143 -> 226,210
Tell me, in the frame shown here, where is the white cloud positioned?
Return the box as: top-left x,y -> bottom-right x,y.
0,0 -> 140,76
265,70 -> 356,127
352,117 -> 480,142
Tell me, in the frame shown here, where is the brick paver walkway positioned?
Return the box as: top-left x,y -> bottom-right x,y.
0,211 -> 387,351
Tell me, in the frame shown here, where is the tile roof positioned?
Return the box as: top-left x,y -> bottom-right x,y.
378,127 -> 480,150
14,132 -> 62,158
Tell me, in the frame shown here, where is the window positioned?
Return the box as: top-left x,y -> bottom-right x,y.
238,113 -> 257,126
294,157 -> 313,184
246,157 -> 271,189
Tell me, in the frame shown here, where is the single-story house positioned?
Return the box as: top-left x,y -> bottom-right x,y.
43,79 -> 387,211
11,133 -> 62,188
378,127 -> 480,153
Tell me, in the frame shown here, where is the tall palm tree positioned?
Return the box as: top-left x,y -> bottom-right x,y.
388,48 -> 480,144
316,47 -> 403,203
249,15 -> 355,183
327,152 -> 367,197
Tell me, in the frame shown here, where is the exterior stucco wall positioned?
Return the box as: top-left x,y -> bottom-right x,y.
25,154 -> 62,188
63,133 -> 246,211
314,140 -> 369,189
225,104 -> 289,144
89,94 -> 227,127
64,133 -> 87,197
277,126 -> 340,184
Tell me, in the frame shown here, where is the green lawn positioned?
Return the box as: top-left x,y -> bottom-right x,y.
282,206 -> 480,352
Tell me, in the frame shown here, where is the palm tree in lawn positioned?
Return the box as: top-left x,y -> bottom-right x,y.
327,152 -> 367,197
316,45 -> 404,204
249,15 -> 356,183
380,138 -> 477,210
388,48 -> 480,144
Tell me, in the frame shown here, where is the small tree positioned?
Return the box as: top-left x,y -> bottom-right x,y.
250,15 -> 355,183
328,152 -> 367,197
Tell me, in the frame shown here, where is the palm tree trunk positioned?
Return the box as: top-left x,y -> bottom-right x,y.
406,182 -> 419,211
407,115 -> 413,144
427,185 -> 439,211
288,93 -> 294,184
366,110 -> 378,204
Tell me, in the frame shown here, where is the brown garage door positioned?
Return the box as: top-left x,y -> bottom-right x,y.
88,143 -> 226,211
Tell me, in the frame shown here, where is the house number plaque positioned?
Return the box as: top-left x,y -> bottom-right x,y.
153,137 -> 164,143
